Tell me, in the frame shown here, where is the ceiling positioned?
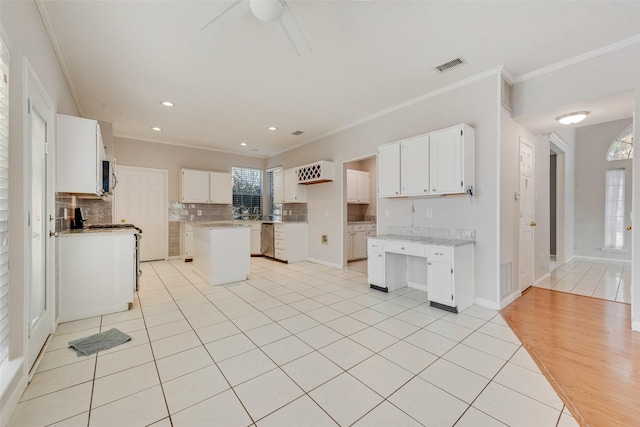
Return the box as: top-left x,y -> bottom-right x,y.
39,1 -> 640,157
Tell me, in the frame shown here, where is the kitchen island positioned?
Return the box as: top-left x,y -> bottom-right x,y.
192,223 -> 251,286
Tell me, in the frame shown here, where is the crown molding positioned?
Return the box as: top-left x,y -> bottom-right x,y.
514,35 -> 640,84
35,0 -> 83,116
549,131 -> 572,153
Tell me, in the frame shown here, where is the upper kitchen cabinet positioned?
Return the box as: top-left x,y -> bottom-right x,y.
274,168 -> 307,203
378,143 -> 401,197
180,168 -> 232,204
378,124 -> 475,198
347,169 -> 370,204
57,114 -> 106,196
429,124 -> 474,195
401,134 -> 430,196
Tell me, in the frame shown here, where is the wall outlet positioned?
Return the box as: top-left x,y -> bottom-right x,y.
197,210 -> 202,216
321,234 -> 328,244
426,209 -> 432,218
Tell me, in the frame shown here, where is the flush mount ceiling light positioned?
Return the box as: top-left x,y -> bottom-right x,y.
160,101 -> 174,107
268,126 -> 277,131
557,111 -> 589,125
151,126 -> 162,132
240,142 -> 248,146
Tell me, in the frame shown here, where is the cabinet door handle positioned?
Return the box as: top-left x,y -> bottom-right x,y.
401,247 -> 405,250
428,262 -> 431,265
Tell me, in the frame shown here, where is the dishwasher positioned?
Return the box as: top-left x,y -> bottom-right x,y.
261,222 -> 274,258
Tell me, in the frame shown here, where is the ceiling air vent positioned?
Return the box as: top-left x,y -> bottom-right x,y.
434,57 -> 465,73
291,130 -> 304,136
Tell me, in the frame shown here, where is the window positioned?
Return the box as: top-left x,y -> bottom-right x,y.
606,124 -> 633,161
232,167 -> 262,220
266,167 -> 282,221
604,169 -> 625,250
0,36 -> 9,364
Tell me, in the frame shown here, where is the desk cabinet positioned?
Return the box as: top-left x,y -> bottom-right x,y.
367,237 -> 474,312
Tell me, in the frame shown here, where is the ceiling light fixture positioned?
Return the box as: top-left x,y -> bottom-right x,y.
240,142 -> 248,146
151,126 -> 162,131
556,111 -> 589,125
268,126 -> 277,131
160,101 -> 174,107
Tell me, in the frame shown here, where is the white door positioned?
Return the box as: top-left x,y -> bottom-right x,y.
519,139 -> 535,292
115,166 -> 168,261
26,65 -> 55,371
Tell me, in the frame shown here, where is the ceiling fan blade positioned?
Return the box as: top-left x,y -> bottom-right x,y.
200,0 -> 250,32
278,1 -> 312,56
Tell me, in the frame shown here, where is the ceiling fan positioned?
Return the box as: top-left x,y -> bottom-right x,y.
201,0 -> 312,56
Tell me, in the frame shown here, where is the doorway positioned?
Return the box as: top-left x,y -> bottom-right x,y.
344,155 -> 376,272
25,61 -> 55,373
114,165 -> 168,261
519,138 -> 535,292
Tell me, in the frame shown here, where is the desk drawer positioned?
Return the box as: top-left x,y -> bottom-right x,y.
427,247 -> 452,263
384,241 -> 426,257
367,239 -> 384,252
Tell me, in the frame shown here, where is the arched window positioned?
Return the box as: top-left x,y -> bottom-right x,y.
606,124 -> 633,161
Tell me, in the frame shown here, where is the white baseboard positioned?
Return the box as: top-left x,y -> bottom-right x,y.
474,297 -> 500,310
534,273 -> 550,286
573,255 -> 632,264
499,292 -> 521,309
307,258 -> 342,270
0,357 -> 26,427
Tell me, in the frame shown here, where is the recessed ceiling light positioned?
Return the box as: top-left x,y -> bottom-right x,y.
160,101 -> 174,107
240,142 -> 248,146
268,126 -> 277,131
151,126 -> 162,131
556,111 -> 589,125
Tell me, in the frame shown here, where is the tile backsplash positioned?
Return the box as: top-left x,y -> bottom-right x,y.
388,226 -> 476,242
55,195 -> 113,231
169,201 -> 232,222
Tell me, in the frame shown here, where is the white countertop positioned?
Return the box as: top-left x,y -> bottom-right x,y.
191,222 -> 250,229
58,228 -> 138,237
372,234 -> 475,247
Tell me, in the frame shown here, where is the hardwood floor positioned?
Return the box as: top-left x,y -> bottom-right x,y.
501,288 -> 640,427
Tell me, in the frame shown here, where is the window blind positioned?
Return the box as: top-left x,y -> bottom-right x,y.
232,167 -> 263,220
266,167 -> 282,221
0,35 -> 10,364
604,169 -> 625,250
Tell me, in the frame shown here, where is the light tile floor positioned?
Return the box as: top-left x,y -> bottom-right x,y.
535,258 -> 631,303
9,258 -> 580,427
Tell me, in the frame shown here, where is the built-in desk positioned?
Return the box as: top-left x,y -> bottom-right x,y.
367,235 -> 474,313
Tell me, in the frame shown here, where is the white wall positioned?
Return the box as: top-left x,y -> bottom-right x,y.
1,0 -> 78,421
554,129 -> 576,264
500,109 -> 550,302
574,118 -> 633,261
269,75 -> 502,306
113,137 -> 266,202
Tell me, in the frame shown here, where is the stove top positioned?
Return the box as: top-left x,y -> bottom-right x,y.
88,224 -> 142,233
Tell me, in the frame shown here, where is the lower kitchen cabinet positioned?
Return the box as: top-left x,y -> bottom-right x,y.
347,223 -> 374,261
274,222 -> 308,263
58,231 -> 137,322
366,237 -> 474,312
180,223 -> 194,260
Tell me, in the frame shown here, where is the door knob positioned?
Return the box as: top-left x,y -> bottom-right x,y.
121,219 -> 126,223
530,221 -> 537,227
627,226 -> 632,231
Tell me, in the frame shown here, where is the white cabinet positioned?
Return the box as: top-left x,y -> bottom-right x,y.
429,124 -> 474,195
426,245 -> 474,312
401,134 -> 430,196
180,223 -> 194,260
57,114 -> 106,196
347,169 -> 370,204
367,239 -> 385,288
180,168 -> 232,204
58,231 -> 136,322
346,224 -> 368,261
366,237 -> 474,313
378,143 -> 401,197
378,124 -> 474,198
249,222 -> 262,255
275,168 -> 307,203
274,222 -> 308,262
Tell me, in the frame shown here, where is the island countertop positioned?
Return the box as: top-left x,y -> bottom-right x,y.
373,234 -> 475,247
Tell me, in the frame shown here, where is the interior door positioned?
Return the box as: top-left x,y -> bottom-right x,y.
519,139 -> 535,292
115,166 -> 168,261
26,66 -> 54,372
